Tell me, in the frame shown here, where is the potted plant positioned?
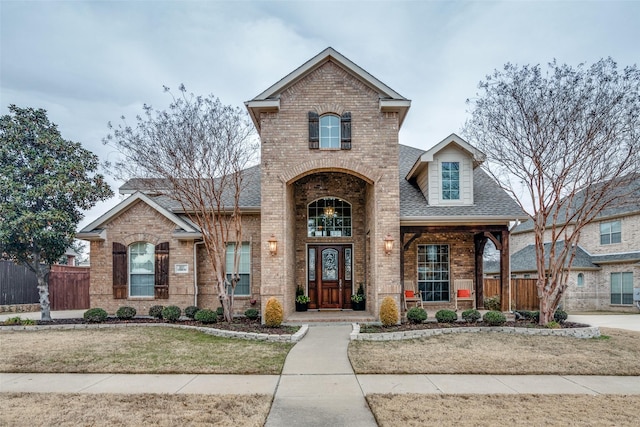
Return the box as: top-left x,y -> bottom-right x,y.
295,285 -> 310,311
351,283 -> 366,311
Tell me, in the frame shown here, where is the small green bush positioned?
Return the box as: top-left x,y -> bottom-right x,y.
546,320 -> 561,329
4,316 -> 22,325
483,295 -> 501,311
195,309 -> 218,323
406,307 -> 427,324
185,306 -> 200,319
84,308 -> 108,323
531,311 -> 540,322
116,306 -> 136,320
216,307 -> 224,316
244,308 -> 260,320
554,309 -> 568,323
483,310 -> 506,326
162,305 -> 181,322
435,309 -> 457,323
149,305 -> 164,319
515,310 -> 533,320
461,309 -> 481,323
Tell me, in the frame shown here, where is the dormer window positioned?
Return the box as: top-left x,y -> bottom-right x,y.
442,162 -> 460,200
308,112 -> 351,150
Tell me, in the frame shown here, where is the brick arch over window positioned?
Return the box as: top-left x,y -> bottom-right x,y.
122,233 -> 162,247
281,159 -> 378,186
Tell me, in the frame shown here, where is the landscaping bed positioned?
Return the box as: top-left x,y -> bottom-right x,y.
359,319 -> 589,333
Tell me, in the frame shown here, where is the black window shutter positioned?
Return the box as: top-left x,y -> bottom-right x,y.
112,242 -> 127,299
341,112 -> 351,150
308,112 -> 319,149
154,242 -> 170,299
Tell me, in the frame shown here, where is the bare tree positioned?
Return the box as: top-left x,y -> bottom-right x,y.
465,58 -> 640,324
105,85 -> 258,322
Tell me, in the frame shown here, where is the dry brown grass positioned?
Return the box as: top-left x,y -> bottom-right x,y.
349,328 -> 640,375
0,327 -> 292,374
0,393 -> 271,426
367,394 -> 640,427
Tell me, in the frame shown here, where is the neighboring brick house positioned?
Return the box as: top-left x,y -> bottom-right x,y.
505,178 -> 640,312
77,48 -> 526,319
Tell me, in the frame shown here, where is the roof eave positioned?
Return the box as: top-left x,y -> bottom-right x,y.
379,99 -> 411,129
400,215 -> 527,226
76,229 -> 107,242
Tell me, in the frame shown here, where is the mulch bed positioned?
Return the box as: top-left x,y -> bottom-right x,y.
3,317 -> 300,335
359,320 -> 590,333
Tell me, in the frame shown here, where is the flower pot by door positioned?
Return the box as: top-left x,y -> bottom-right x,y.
352,301 -> 366,311
295,302 -> 308,312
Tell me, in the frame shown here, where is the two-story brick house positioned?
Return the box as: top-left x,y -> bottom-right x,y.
78,48 -> 526,320
508,178 -> 640,312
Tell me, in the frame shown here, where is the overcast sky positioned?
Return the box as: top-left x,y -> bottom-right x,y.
2,0 -> 639,229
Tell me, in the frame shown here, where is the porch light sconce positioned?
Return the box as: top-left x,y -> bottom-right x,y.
268,235 -> 278,256
384,234 -> 394,255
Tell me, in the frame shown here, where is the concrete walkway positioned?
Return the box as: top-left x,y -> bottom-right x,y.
265,324 -> 377,427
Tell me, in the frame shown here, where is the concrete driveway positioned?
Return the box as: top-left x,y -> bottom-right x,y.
568,313 -> 640,332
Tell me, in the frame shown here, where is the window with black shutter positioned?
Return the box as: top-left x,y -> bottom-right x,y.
309,111 -> 352,150
340,112 -> 351,150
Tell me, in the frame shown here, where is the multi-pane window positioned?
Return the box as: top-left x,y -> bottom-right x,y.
417,244 -> 450,302
600,220 -> 621,245
226,242 -> 250,296
610,272 -> 633,305
442,162 -> 460,200
308,198 -> 352,237
129,242 -> 155,297
320,115 -> 340,149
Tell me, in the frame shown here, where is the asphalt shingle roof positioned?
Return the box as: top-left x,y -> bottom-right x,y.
398,144 -> 526,219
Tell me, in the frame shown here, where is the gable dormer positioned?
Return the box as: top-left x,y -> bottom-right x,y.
406,133 -> 485,206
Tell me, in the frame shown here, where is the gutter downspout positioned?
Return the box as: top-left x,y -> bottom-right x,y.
194,241 -> 205,307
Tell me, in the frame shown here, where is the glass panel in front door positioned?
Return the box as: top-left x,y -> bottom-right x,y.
322,248 -> 338,281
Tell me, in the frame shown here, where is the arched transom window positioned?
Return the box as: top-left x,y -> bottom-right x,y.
308,197 -> 352,237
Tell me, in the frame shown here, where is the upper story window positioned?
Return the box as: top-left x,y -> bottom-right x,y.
129,242 -> 155,297
600,220 -> 621,245
308,112 -> 351,150
441,161 -> 460,200
320,115 -> 340,149
308,197 -> 352,237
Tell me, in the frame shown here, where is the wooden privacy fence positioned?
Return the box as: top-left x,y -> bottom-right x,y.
484,278 -> 540,311
0,260 -> 39,305
49,265 -> 90,310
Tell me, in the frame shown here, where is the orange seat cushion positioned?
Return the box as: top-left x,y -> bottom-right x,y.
457,289 -> 471,298
405,290 -> 415,298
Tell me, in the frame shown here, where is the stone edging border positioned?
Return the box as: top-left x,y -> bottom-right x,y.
0,322 -> 310,343
349,323 -> 601,340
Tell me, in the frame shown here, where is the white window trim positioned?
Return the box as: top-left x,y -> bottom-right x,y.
226,242 -> 251,296
319,114 -> 340,150
129,242 -> 155,298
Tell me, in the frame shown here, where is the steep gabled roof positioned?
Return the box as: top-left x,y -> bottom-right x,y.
76,191 -> 200,241
399,144 -> 527,224
245,47 -> 411,131
405,133 -> 486,181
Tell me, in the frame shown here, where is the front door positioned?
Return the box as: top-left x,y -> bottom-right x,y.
308,245 -> 353,309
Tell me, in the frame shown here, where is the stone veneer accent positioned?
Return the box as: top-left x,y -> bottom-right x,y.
350,323 -> 601,340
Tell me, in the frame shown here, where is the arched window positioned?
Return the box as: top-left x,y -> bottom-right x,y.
320,115 -> 340,149
129,242 -> 155,297
308,197 -> 352,237
577,273 -> 584,287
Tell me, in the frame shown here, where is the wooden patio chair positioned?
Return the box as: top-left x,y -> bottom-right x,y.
454,279 -> 475,311
403,281 -> 423,311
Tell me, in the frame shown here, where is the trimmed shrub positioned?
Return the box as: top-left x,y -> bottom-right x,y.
554,309 -> 568,324
435,309 -> 457,323
461,309 -> 481,323
84,308 -> 108,323
406,307 -> 427,324
244,308 -> 260,320
483,310 -> 507,326
531,311 -> 540,323
185,306 -> 200,319
264,297 -> 283,327
149,305 -> 164,319
116,306 -> 136,320
195,309 -> 218,324
483,295 -> 501,311
546,320 -> 561,329
379,297 -> 399,326
216,307 -> 224,316
162,305 -> 181,322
